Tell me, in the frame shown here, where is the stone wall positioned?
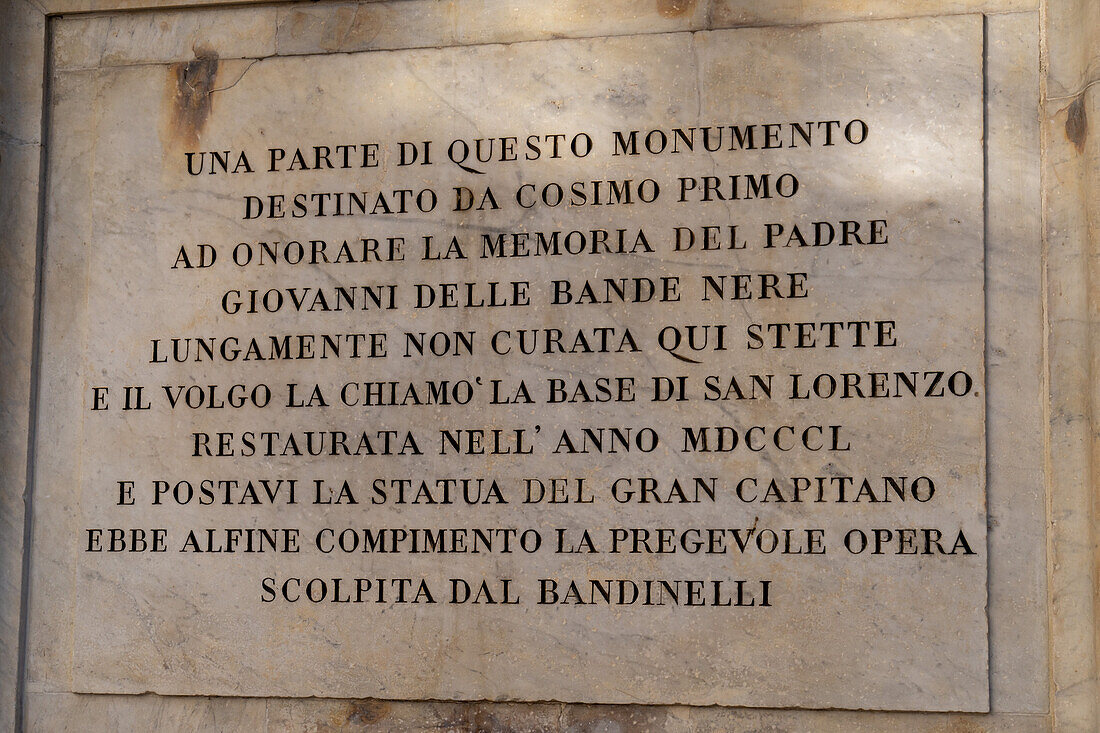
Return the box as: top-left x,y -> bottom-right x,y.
0,1 -> 1094,730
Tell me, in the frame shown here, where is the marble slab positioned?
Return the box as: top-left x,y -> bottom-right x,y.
40,15 -> 988,711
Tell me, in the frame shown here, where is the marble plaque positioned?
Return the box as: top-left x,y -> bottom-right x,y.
49,15 -> 987,710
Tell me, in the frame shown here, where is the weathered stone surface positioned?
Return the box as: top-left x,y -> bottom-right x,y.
710,0 -> 1038,26
24,692 -> 1054,732
1042,0 -> 1100,727
52,7 -> 275,70
984,11 -> 1047,713
272,0 -> 711,56
48,0 -> 1046,70
32,14 -> 989,712
0,0 -> 1078,728
25,66 -> 100,696
0,139 -> 40,733
33,0 -> 1040,24
0,1 -> 46,729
